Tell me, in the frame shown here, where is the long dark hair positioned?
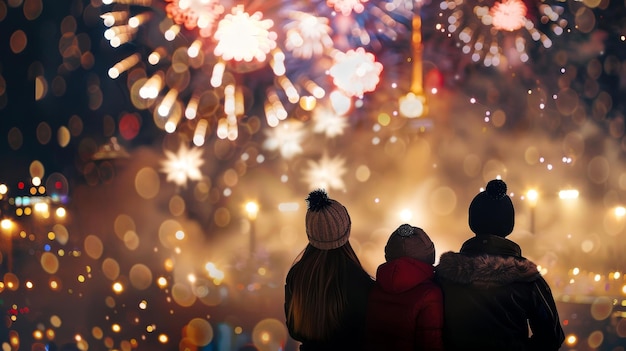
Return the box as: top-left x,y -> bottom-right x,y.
286,241 -> 367,341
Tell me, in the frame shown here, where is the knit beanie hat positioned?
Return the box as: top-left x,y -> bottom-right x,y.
384,224 -> 435,265
468,179 -> 515,237
305,189 -> 351,250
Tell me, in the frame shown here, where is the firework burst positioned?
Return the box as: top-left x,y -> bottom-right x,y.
312,106 -> 349,138
438,0 -> 569,66
213,6 -> 277,62
326,0 -> 368,16
99,0 -> 413,144
329,47 -> 384,98
302,153 -> 347,191
165,0 -> 224,37
262,119 -> 307,160
284,11 -> 334,59
160,143 -> 205,187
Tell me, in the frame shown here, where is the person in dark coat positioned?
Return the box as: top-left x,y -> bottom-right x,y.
284,189 -> 374,351
435,179 -> 565,351
366,223 -> 444,351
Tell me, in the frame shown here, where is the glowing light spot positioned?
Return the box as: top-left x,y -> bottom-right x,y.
186,318 -> 214,346
112,282 -> 124,293
261,332 -> 270,343
581,239 -> 594,253
55,207 -> 66,218
213,6 -> 277,62
252,319 -> 287,349
329,47 -> 383,98
40,252 -> 59,274
129,264 -> 153,290
558,189 -> 579,199
284,12 -> 333,59
399,92 -> 426,118
160,144 -> 204,188
565,334 -> 577,346
590,296 -> 613,320
302,153 -> 347,191
157,276 -> 168,288
165,0 -> 224,37
175,230 -> 185,240
326,0 -> 368,16
399,209 -> 412,222
0,219 -> 14,230
490,0 -> 527,32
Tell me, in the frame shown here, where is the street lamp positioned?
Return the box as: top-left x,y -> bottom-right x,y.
558,189 -> 579,200
614,206 -> 626,218
1,218 -> 16,272
526,189 -> 539,234
245,201 -> 259,258
0,219 -> 14,230
524,188 -> 578,234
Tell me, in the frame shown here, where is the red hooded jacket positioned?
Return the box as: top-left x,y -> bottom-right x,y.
365,256 -> 444,351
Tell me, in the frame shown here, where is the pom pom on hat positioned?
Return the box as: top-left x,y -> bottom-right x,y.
468,179 -> 515,237
305,189 -> 351,250
385,224 -> 435,265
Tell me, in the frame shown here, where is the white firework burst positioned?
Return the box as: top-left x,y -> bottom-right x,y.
284,12 -> 334,59
160,143 -> 205,188
329,47 -> 383,98
312,107 -> 349,138
262,120 -> 306,159
213,5 -> 278,62
302,153 -> 347,191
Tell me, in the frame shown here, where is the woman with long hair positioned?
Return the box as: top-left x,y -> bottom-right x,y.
284,189 -> 374,350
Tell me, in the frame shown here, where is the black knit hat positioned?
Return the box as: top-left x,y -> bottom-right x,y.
468,179 -> 515,237
385,224 -> 435,265
305,189 -> 351,250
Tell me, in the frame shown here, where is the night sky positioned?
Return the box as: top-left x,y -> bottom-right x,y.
1,0 -> 626,350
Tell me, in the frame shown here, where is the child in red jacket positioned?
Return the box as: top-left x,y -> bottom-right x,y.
366,224 -> 444,351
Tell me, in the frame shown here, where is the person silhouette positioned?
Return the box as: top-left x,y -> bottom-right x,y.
436,179 -> 565,351
366,223 -> 444,351
284,189 -> 374,350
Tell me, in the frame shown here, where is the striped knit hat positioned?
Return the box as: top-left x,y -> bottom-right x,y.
305,189 -> 351,250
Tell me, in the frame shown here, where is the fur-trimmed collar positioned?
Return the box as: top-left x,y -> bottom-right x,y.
460,235 -> 522,257
436,252 -> 540,287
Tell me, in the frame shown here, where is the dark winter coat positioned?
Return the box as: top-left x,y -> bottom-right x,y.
284,261 -> 374,351
366,257 -> 444,351
435,235 -> 565,351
